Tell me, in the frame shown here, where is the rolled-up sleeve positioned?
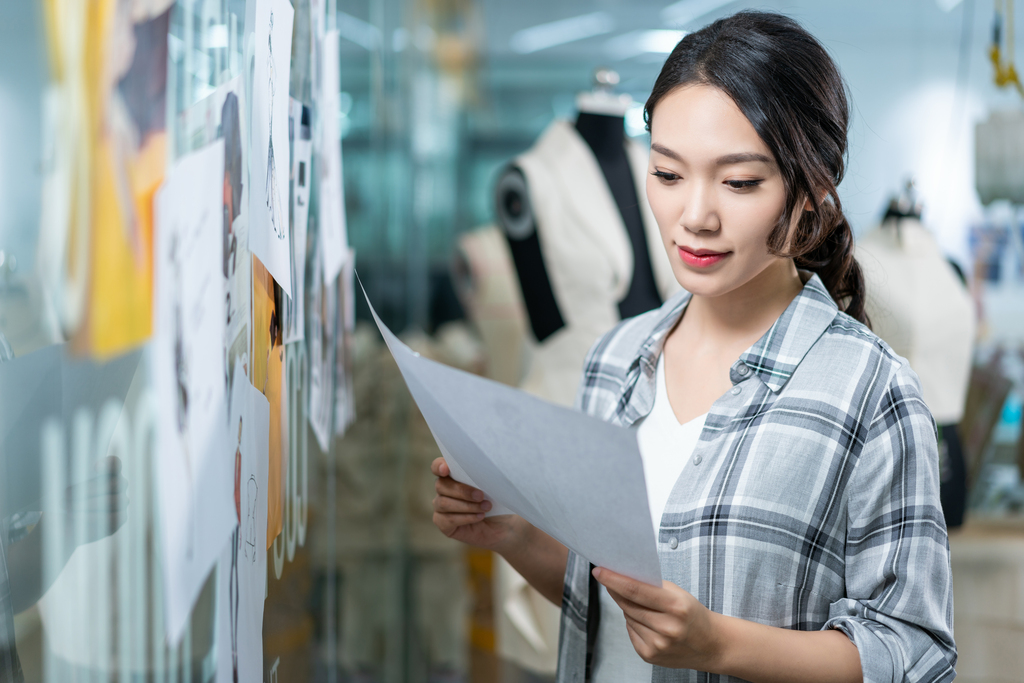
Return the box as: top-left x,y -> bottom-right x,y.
823,364 -> 956,682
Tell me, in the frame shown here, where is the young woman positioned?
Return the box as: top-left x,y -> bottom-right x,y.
431,12 -> 955,682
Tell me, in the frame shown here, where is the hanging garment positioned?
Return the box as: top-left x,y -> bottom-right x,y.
857,218 -> 975,528
856,218 -> 974,424
513,120 -> 680,407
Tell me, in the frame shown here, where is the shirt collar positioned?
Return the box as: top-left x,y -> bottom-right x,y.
632,272 -> 839,394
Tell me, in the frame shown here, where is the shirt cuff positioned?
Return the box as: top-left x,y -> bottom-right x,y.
823,610 -> 901,683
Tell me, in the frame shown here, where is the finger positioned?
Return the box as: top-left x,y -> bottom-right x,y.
434,476 -> 485,503
623,615 -> 669,663
593,567 -> 665,610
433,495 -> 491,514
605,586 -> 674,633
430,457 -> 450,478
433,511 -> 485,534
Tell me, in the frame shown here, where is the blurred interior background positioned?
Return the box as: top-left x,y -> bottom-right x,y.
2,0 -> 1024,682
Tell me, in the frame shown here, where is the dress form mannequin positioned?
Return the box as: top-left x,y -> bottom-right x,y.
858,184 -> 975,528
489,71 -> 679,678
495,69 -> 670,348
574,110 -> 661,318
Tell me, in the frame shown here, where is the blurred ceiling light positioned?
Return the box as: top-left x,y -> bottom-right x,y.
509,12 -> 615,54
338,11 -> 382,51
604,29 -> 687,60
207,24 -> 228,49
935,0 -> 964,10
392,27 -> 410,52
661,0 -> 740,28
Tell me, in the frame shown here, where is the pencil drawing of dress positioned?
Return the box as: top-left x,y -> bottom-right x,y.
265,12 -> 285,239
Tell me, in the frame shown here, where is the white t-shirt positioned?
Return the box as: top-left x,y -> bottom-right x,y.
592,354 -> 707,683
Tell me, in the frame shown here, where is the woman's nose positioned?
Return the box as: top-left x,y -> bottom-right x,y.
678,181 -> 720,233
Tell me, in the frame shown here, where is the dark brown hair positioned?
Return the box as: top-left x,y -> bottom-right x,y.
645,11 -> 868,325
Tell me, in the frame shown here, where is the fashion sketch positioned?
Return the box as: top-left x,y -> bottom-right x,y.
230,417 -> 243,682
245,475 -> 259,562
265,11 -> 285,240
171,234 -> 196,561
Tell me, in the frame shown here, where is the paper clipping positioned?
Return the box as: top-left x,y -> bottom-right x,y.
216,365 -> 270,683
283,99 -> 312,344
317,30 -> 348,284
249,0 -> 296,296
153,140 -> 237,645
308,241 -> 336,452
182,76 -> 252,375
364,290 -> 662,586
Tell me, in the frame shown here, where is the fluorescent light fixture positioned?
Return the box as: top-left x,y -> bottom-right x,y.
337,11 -> 382,51
509,12 -> 615,54
935,0 -> 964,10
605,30 -> 687,60
661,0 -> 740,28
207,24 -> 229,49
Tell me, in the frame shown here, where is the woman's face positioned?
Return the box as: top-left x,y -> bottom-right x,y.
646,84 -> 799,299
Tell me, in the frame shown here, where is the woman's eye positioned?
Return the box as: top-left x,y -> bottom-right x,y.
651,170 -> 680,182
725,179 -> 763,190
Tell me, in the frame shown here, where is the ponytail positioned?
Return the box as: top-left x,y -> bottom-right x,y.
791,212 -> 868,326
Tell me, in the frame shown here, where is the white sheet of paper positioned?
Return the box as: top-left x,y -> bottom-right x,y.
250,0 -> 295,296
153,140 -> 237,644
215,366 -> 269,683
308,240 -> 336,451
284,99 -> 311,344
333,249 -> 355,435
364,291 -> 662,585
317,30 -> 348,284
184,76 -> 252,355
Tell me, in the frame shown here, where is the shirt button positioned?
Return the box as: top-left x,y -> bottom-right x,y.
738,364 -> 749,376
668,537 -> 678,549
731,386 -> 741,395
693,454 -> 702,465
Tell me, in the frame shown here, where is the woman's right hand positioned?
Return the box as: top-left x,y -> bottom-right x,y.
431,457 -> 522,552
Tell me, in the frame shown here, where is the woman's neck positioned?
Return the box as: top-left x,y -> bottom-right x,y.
684,259 -> 804,349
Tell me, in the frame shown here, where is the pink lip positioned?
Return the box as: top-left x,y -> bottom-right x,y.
678,245 -> 730,268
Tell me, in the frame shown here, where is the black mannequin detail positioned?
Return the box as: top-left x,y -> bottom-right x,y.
495,113 -> 663,343
575,112 -> 661,319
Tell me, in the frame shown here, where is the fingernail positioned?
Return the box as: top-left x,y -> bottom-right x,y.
472,490 -> 484,501
481,501 -> 492,511
592,567 -> 602,579
476,513 -> 485,520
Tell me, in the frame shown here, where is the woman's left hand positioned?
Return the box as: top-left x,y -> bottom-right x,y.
593,566 -> 723,672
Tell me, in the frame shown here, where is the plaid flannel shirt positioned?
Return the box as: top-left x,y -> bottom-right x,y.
556,273 -> 955,683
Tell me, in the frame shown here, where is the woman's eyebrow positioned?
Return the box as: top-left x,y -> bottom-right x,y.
715,152 -> 774,166
651,143 -> 774,168
651,142 -> 682,161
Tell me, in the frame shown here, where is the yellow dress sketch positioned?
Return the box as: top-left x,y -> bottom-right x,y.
42,0 -> 172,358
